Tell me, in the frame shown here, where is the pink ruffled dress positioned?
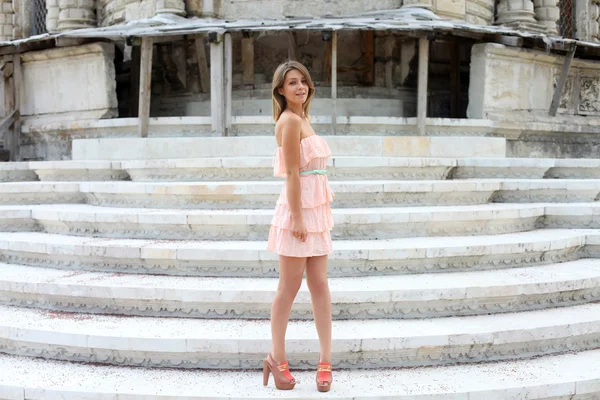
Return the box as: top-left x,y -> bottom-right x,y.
267,135 -> 335,257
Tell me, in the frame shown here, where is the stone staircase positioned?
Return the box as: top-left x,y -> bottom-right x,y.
1,135 -> 600,398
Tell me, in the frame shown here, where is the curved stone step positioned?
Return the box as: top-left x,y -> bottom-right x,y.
2,203 -> 600,240
79,179 -> 600,209
2,260 -> 599,319
0,162 -> 37,182
18,157 -> 600,182
1,350 -> 600,399
0,230 -> 593,277
0,182 -> 83,205
72,136 -> 507,160
1,303 -> 600,368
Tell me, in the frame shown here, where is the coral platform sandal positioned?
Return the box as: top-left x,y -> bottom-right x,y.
316,361 -> 333,392
263,353 -> 296,390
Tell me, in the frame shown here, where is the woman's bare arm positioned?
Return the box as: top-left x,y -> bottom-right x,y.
280,113 -> 304,221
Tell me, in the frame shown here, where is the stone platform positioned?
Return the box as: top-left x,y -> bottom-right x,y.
1,134 -> 600,398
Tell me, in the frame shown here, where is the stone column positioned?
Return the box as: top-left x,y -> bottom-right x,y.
0,0 -> 14,41
401,0 -> 433,10
155,0 -> 185,16
534,0 -> 559,34
496,0 -> 537,25
46,0 -> 60,33
589,0 -> 600,41
58,0 -> 96,31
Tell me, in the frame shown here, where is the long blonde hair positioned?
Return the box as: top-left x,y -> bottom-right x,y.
272,61 -> 315,122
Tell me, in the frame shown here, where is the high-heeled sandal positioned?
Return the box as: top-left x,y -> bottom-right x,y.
262,353 -> 296,390
316,361 -> 333,392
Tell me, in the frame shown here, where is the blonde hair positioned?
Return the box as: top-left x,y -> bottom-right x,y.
272,61 -> 315,122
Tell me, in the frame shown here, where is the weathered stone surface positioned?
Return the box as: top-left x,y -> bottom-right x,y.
20,43 -> 118,121
468,44 -> 600,119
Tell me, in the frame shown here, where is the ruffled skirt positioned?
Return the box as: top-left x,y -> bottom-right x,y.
266,176 -> 334,257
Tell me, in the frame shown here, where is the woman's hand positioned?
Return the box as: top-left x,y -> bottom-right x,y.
291,215 -> 307,242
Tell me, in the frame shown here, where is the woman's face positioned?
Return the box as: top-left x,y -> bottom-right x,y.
278,69 -> 308,107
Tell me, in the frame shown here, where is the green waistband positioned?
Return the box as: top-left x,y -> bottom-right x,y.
300,169 -> 328,176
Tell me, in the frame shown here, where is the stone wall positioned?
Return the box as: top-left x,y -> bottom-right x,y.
20,42 -> 118,121
98,0 -> 185,26
219,0 -> 402,19
403,0 -> 495,24
468,43 -> 600,119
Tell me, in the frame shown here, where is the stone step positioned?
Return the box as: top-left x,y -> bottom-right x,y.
0,182 -> 83,205
1,303 -> 599,368
81,179 -> 600,209
4,157 -> 600,182
1,350 -> 600,399
2,260 -> 599,319
72,136 -> 507,160
1,203 -> 600,240
0,229 -> 595,277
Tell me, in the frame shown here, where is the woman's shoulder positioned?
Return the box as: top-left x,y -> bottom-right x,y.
277,111 -> 303,128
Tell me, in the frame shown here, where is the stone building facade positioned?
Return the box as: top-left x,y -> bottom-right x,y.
1,0 -> 600,160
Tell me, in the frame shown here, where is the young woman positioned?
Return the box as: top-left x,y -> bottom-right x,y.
263,61 -> 334,392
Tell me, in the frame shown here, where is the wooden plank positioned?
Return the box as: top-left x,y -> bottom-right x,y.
224,33 -> 233,136
195,36 -> 210,93
11,53 -> 21,161
137,37 -> 153,138
549,46 -> 576,117
417,38 -> 429,136
331,31 -> 337,135
129,43 -> 141,117
449,39 -> 461,118
241,37 -> 255,86
362,30 -> 374,85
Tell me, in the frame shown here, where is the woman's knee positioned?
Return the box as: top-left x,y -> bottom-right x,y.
307,276 -> 329,296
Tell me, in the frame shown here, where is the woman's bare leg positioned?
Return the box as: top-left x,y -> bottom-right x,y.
271,255 -> 306,363
305,254 -> 332,363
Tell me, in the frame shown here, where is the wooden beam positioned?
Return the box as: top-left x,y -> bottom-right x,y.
417,38 -> 429,136
210,34 -> 224,134
362,30 -> 374,85
287,32 -> 298,61
137,37 -> 153,138
449,39 -> 461,118
241,37 -> 255,87
10,53 -> 21,161
129,43 -> 141,117
331,31 -> 337,135
224,33 -> 233,136
0,109 -> 16,133
194,36 -> 210,93
549,46 -> 576,117
324,40 -> 332,83
384,36 -> 396,89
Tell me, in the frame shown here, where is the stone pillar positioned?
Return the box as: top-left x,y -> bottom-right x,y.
99,0 -> 126,26
0,0 -> 14,41
589,0 -> 600,41
534,0 -> 559,34
401,0 -> 433,10
58,0 -> 96,31
186,0 -> 202,16
155,0 -> 185,16
46,0 -> 60,33
496,0 -> 537,24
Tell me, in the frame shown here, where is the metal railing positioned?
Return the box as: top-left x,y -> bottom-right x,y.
31,0 -> 48,36
558,0 -> 576,38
